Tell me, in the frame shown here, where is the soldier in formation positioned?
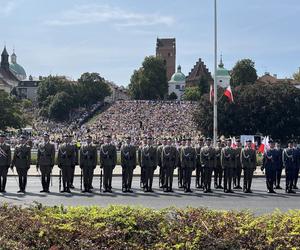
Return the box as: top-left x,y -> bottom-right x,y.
157,138 -> 167,188
241,140 -> 256,193
233,139 -> 243,189
214,139 -> 223,189
0,133 -> 11,193
181,138 -> 196,193
195,137 -> 204,189
200,138 -> 215,193
37,132 -> 55,193
221,138 -> 235,193
282,140 -> 296,193
80,135 -> 97,193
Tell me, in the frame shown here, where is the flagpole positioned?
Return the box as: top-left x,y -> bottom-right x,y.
213,0 -> 218,146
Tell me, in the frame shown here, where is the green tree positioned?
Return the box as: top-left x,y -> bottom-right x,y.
197,76 -> 210,96
48,92 -> 73,121
194,83 -> 300,142
230,59 -> 258,88
293,69 -> 300,81
128,56 -> 168,100
183,87 -> 201,101
0,91 -> 25,130
168,92 -> 178,100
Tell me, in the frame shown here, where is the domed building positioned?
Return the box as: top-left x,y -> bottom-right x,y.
168,65 -> 186,100
9,50 -> 27,80
216,56 -> 231,88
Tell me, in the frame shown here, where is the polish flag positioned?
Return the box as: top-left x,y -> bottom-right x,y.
224,85 -> 234,103
231,137 -> 237,149
258,136 -> 269,153
210,84 -> 214,103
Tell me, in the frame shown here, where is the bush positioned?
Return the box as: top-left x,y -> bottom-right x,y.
0,205 -> 299,249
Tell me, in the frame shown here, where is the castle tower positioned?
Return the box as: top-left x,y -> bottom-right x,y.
1,46 -> 9,70
156,38 -> 176,81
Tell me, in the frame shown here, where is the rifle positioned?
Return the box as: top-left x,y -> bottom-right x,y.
80,168 -> 83,191
100,169 -> 103,192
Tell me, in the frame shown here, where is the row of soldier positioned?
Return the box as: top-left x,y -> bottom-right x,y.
0,133 -> 299,194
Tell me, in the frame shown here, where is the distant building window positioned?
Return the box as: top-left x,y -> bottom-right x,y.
175,85 -> 180,89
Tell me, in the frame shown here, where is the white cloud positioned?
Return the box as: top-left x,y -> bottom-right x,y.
45,4 -> 175,27
0,0 -> 17,15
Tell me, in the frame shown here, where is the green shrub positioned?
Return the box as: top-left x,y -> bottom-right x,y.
0,205 -> 299,249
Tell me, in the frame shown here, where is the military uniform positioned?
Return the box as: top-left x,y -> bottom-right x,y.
12,142 -> 31,192
140,144 -> 157,192
70,142 -> 79,188
282,146 -> 296,193
120,142 -> 136,192
80,142 -> 97,192
214,144 -> 223,189
181,144 -> 196,192
37,140 -> 55,192
274,145 -> 284,189
200,144 -> 215,192
293,145 -> 300,189
233,146 -> 243,189
241,145 -> 256,193
195,138 -> 204,188
0,136 -> 11,192
177,141 -> 186,188
157,143 -> 166,188
221,145 -> 235,193
262,146 -> 278,193
100,143 -> 117,192
57,142 -> 76,192
161,144 -> 178,192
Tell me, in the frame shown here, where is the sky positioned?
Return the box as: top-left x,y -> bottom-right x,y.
1,0 -> 299,86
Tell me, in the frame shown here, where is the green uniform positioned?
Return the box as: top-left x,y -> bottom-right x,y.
100,143 -> 117,192
177,146 -> 185,188
141,145 -> 157,192
57,143 -> 76,192
221,146 -> 235,192
181,146 -> 196,192
233,147 -> 243,189
214,147 -> 223,188
12,144 -> 31,192
0,142 -> 11,192
70,143 -> 79,188
80,143 -> 97,192
120,143 -> 136,192
37,141 -> 55,192
195,145 -> 204,188
200,146 -> 215,192
241,147 -> 256,192
161,145 -> 178,192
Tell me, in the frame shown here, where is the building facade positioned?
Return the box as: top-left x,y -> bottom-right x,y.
168,65 -> 185,100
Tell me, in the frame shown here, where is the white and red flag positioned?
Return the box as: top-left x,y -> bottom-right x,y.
224,85 -> 234,103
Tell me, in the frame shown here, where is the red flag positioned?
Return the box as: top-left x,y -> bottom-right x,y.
224,85 -> 234,103
209,84 -> 214,103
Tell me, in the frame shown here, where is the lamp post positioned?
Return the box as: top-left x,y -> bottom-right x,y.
213,0 -> 218,146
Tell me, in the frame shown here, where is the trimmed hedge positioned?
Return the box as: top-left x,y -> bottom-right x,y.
0,204 -> 300,249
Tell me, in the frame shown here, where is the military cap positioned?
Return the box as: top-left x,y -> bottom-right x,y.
246,139 -> 252,143
199,137 -> 204,141
206,137 -> 212,141
217,139 -> 221,143
43,132 -> 49,137
269,139 -> 274,144
226,138 -> 232,141
236,138 -> 241,143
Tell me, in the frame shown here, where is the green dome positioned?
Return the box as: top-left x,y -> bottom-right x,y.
216,58 -> 230,77
170,65 -> 186,82
10,62 -> 26,79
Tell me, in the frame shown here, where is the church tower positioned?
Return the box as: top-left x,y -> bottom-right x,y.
1,46 -> 9,70
156,38 -> 176,81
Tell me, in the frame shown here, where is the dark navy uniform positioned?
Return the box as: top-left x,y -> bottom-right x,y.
282,145 -> 296,193
274,143 -> 284,189
233,143 -> 243,189
262,145 -> 278,193
293,145 -> 300,189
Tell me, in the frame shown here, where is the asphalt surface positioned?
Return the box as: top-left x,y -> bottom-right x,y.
1,176 -> 300,214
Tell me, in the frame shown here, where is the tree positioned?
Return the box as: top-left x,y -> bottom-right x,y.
194,83 -> 300,142
48,92 -> 73,121
128,56 -> 168,100
168,92 -> 178,100
197,76 -> 210,96
183,87 -> 201,101
293,69 -> 300,82
0,91 -> 25,130
230,59 -> 258,88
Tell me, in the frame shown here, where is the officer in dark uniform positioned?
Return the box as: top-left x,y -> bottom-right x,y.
80,135 -> 97,193
57,134 -> 76,193
0,133 -> 11,193
274,141 -> 284,189
261,139 -> 277,193
282,140 -> 296,193
161,138 -> 178,192
120,136 -> 136,193
11,135 -> 31,193
233,139 -> 243,189
293,141 -> 300,189
241,140 -> 256,193
181,138 -> 196,193
214,139 -> 223,189
100,135 -> 117,193
157,138 -> 167,188
140,136 -> 157,192
177,138 -> 186,188
200,137 -> 215,193
37,132 -> 55,193
195,137 -> 204,189
221,138 -> 235,193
